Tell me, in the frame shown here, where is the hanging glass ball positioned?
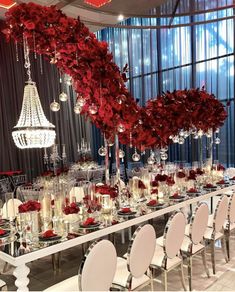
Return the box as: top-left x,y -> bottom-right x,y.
198,129 -> 204,137
98,146 -> 107,156
147,156 -> 155,165
193,133 -> 199,139
50,101 -> 60,112
183,131 -> 190,138
77,97 -> 86,106
160,146 -> 168,154
179,130 -> 185,137
191,128 -> 197,135
161,153 -> 168,160
59,92 -> 68,102
117,123 -> 125,133
215,137 -> 221,145
172,136 -> 179,143
74,104 -> 82,114
119,149 -> 125,159
117,94 -> 126,104
89,104 -> 98,115
178,137 -> 185,145
215,128 -> 220,134
206,131 -> 212,138
107,140 -> 114,147
132,151 -> 140,162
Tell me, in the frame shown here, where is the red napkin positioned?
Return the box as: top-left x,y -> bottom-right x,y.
188,188 -> 197,193
205,183 -> 214,188
42,230 -> 57,238
232,176 -> 235,180
173,193 -> 179,198
82,217 -> 96,226
148,199 -> 158,206
217,179 -> 225,184
0,229 -> 6,235
121,207 -> 131,213
111,220 -> 119,225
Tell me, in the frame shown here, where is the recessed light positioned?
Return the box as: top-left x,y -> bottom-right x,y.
118,14 -> 124,21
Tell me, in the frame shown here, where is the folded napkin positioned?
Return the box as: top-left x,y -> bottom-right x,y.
121,207 -> 131,213
82,217 -> 96,226
217,179 -> 225,184
42,230 -> 57,238
205,183 -> 214,188
147,199 -> 158,206
0,229 -> 6,235
172,192 -> 179,198
188,188 -> 198,193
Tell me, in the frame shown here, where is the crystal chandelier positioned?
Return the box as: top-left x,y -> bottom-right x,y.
12,37 -> 56,149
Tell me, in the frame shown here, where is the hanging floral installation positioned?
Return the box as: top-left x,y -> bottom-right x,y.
2,2 -> 228,150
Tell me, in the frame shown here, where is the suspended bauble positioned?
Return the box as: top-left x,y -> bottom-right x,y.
214,137 -> 221,144
50,101 -> 60,112
59,92 -> 68,102
193,133 -> 199,139
117,123 -> 125,133
172,136 -> 179,143
160,146 -> 168,154
147,155 -> 155,165
119,149 -> 125,159
132,151 -> 140,162
117,94 -> 126,104
178,137 -> 185,145
77,96 -> 86,106
198,129 -> 204,137
98,146 -> 107,156
89,104 -> 98,115
161,153 -> 168,160
74,104 -> 82,114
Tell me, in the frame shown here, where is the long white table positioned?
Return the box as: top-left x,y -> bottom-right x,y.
1,185 -> 234,291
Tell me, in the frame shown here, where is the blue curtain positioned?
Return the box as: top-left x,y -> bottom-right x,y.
96,2 -> 235,166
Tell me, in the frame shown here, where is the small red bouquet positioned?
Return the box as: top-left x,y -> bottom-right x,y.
95,184 -> 118,199
63,202 -> 80,215
18,200 -> 41,213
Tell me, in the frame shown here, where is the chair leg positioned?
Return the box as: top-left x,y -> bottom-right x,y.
225,232 -> 230,261
211,240 -> 216,275
221,237 -> 228,263
179,261 -> 187,291
2,262 -> 9,274
148,268 -> 154,292
187,256 -> 192,291
201,248 -> 210,278
163,270 -> 167,291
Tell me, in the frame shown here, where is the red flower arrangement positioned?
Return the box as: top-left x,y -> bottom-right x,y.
177,171 -> 186,179
18,200 -> 41,213
63,202 -> 80,215
3,3 -> 228,150
95,184 -> 118,199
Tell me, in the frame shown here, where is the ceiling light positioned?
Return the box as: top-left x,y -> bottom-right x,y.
118,14 -> 124,21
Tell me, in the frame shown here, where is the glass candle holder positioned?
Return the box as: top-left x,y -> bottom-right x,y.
101,194 -> 111,214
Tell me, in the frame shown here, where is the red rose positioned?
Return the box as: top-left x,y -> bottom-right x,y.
177,172 -> 186,178
42,230 -> 57,238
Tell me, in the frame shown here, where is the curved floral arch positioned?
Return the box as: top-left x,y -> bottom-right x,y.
3,2 -> 227,150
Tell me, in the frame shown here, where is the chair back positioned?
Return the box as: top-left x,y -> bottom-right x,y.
225,167 -> 235,179
228,193 -> 235,224
164,212 -> 186,259
190,202 -> 209,244
127,224 -> 156,278
2,197 -> 22,219
79,239 -> 117,291
214,195 -> 228,233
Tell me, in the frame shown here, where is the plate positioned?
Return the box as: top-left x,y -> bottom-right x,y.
169,195 -> 186,201
0,219 -> 9,227
39,235 -> 61,242
117,211 -> 137,216
0,230 -> 10,238
79,222 -> 100,229
146,202 -> 164,208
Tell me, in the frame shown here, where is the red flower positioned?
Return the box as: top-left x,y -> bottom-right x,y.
42,230 -> 57,238
138,180 -> 146,189
121,207 -> 131,213
95,184 -> 118,199
147,199 -> 158,206
82,217 -> 96,226
0,229 -> 6,235
63,202 -> 80,215
18,200 -> 41,213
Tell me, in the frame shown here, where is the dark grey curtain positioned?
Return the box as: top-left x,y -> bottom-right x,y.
0,27 -> 93,180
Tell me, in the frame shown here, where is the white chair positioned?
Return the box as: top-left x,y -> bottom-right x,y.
44,239 -> 117,291
224,193 -> 235,260
224,167 -> 235,179
151,212 -> 186,291
112,224 -> 156,291
2,197 -> 22,219
204,195 -> 228,274
181,202 -> 210,291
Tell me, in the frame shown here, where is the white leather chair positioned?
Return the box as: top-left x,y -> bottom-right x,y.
204,195 -> 228,274
181,202 -> 210,291
151,212 -> 186,291
2,197 -> 22,220
224,193 -> 235,260
44,239 -> 117,291
112,224 -> 156,291
224,167 -> 235,179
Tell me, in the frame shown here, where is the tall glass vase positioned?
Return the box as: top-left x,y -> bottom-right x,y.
198,137 -> 203,168
115,134 -> 120,183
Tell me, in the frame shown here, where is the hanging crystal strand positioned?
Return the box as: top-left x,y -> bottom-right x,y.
129,132 -> 133,148
15,41 -> 19,62
104,136 -> 110,185
75,50 -> 78,66
33,31 -> 37,59
59,71 -> 62,83
39,54 -> 43,75
23,36 -> 32,82
115,134 -> 121,204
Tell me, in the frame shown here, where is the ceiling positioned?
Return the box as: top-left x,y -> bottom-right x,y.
0,0 -> 168,31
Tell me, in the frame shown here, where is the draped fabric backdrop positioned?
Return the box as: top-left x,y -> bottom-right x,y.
0,23 -> 94,180
97,0 -> 235,166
